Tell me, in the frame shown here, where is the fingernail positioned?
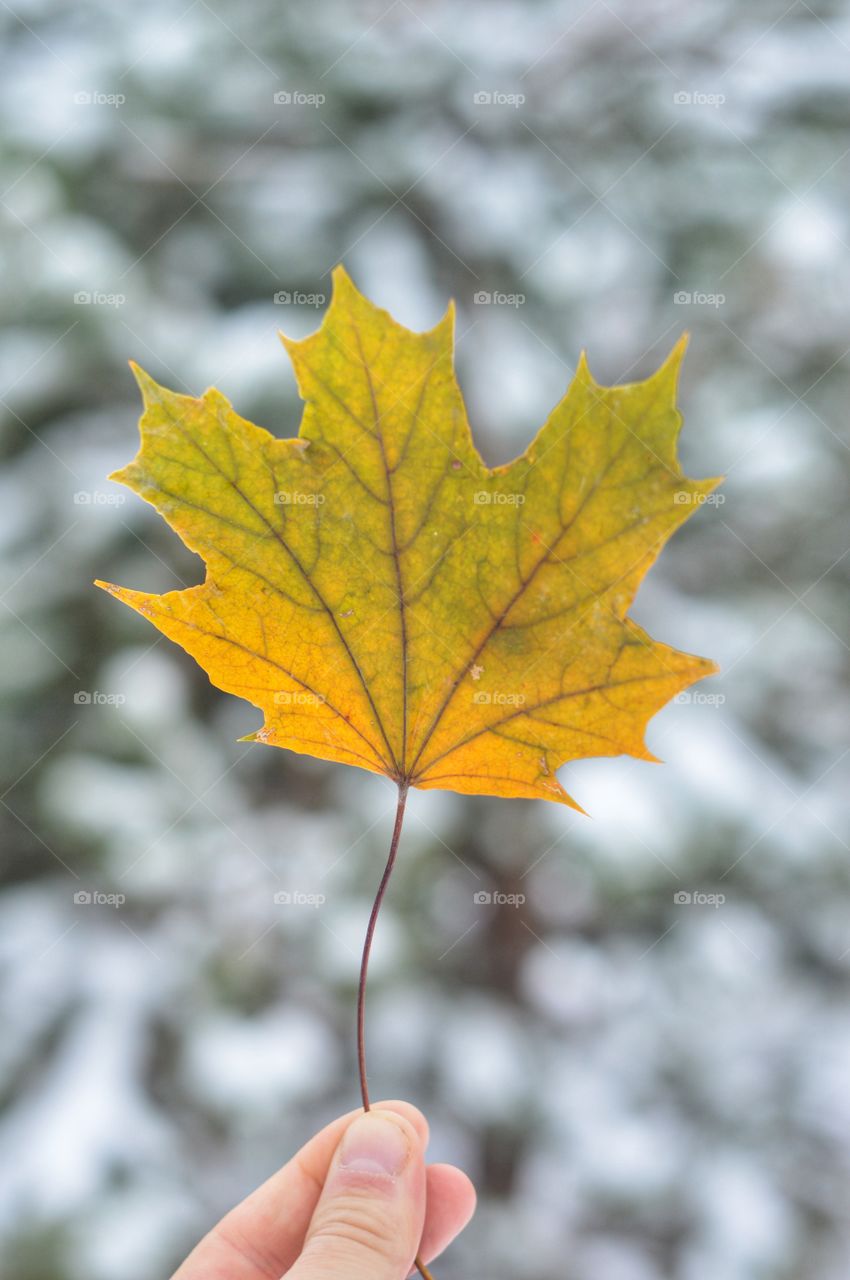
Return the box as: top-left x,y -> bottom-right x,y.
338,1112 -> 411,1178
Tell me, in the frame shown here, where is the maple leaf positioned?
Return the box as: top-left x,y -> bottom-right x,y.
97,267 -> 720,809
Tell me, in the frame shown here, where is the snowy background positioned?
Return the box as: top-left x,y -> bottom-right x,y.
1,1 -> 849,1277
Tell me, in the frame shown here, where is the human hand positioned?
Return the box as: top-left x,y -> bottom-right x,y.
172,1100 -> 476,1279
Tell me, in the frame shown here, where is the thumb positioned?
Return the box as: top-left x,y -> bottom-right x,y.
288,1108 -> 426,1280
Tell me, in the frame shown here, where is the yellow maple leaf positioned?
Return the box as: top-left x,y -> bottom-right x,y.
97,266 -> 720,809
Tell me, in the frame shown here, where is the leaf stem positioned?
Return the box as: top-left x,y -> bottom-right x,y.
356,781 -> 435,1280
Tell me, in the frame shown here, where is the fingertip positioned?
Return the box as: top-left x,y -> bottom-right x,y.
333,1109 -> 419,1181
419,1163 -> 477,1264
427,1162 -> 477,1221
372,1099 -> 429,1151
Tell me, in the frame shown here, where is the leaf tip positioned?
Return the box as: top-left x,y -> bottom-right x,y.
108,460 -> 135,486
654,332 -> 689,398
238,727 -> 275,745
441,296 -> 457,335
95,578 -> 135,607
128,360 -> 163,403
330,262 -> 361,308
561,787 -> 590,815
543,772 -> 588,813
688,651 -> 721,681
575,349 -> 593,382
